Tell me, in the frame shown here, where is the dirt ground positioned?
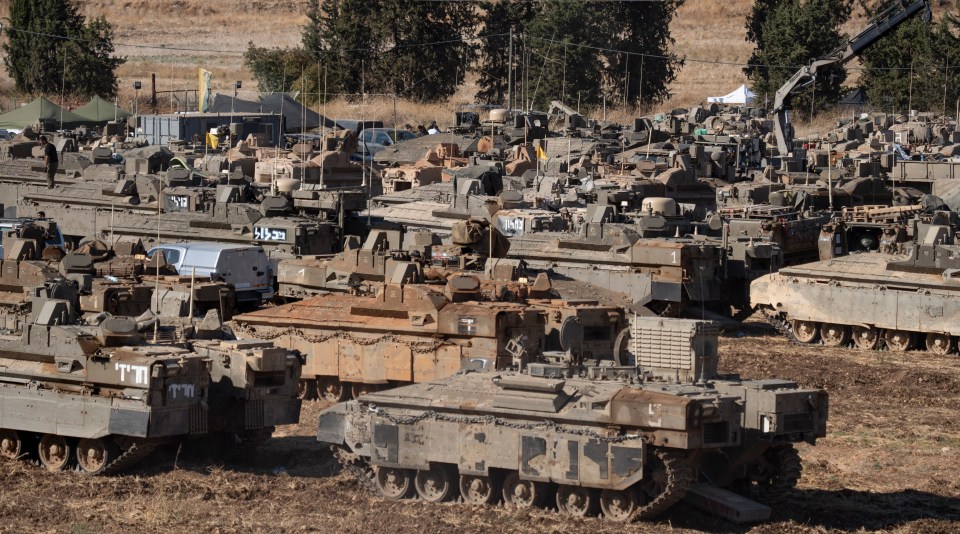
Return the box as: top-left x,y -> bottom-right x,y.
2,317 -> 959,533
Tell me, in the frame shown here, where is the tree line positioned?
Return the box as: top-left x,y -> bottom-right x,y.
245,0 -> 685,111
3,0 -> 959,117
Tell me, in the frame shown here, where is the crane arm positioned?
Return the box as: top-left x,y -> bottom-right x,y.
772,0 -> 931,156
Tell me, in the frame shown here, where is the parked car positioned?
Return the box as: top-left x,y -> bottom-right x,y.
353,128 -> 417,162
146,243 -> 274,303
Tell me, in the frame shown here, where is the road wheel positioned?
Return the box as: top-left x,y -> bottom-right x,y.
350,383 -> 383,399
556,485 -> 599,517
415,465 -> 458,503
502,472 -> 547,508
38,434 -> 72,471
375,467 -> 414,500
925,333 -> 954,355
819,323 -> 850,347
459,474 -> 500,505
298,379 -> 317,400
600,488 -> 640,522
792,320 -> 819,343
0,430 -> 22,460
884,330 -> 914,352
316,377 -> 349,403
76,438 -> 118,475
851,326 -> 880,350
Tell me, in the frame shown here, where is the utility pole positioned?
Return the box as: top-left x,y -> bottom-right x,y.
507,30 -> 514,112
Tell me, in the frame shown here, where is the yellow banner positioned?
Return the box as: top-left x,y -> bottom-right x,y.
198,68 -> 212,113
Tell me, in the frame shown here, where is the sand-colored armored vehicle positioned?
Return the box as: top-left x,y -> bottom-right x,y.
0,302 -> 211,474
319,317 -> 827,522
752,220 -> 960,353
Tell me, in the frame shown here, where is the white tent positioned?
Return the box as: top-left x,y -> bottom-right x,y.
707,84 -> 756,105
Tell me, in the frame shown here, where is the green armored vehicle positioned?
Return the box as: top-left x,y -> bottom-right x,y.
318,317 -> 828,523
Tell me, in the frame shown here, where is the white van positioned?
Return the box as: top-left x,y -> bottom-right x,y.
146,243 -> 274,303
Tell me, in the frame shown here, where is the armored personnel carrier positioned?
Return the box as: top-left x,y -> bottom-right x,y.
319,317 -> 827,522
752,219 -> 960,353
233,281 -> 546,402
0,300 -> 211,474
507,221 -> 781,314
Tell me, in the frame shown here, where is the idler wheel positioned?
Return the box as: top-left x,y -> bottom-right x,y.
375,466 -> 414,500
316,377 -> 349,403
501,472 -> 547,508
38,434 -> 72,471
925,333 -> 954,355
600,488 -> 641,522
792,320 -> 820,343
819,323 -> 850,347
459,474 -> 501,505
415,465 -> 458,503
884,330 -> 914,352
851,326 -> 880,350
0,429 -> 22,460
556,485 -> 599,517
76,438 -> 118,475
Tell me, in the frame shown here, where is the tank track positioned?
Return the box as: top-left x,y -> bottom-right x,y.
752,444 -> 802,504
331,445 -> 378,494
760,309 -> 802,345
635,449 -> 695,520
101,439 -> 157,475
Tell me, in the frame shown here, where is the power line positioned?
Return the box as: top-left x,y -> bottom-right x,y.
3,22 -> 955,75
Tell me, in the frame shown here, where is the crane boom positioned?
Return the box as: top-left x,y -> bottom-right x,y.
772,0 -> 932,157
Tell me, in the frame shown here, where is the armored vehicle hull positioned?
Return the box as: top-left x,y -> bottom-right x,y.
233,283 -> 545,402
319,368 -> 826,522
319,317 -> 827,522
0,307 -> 211,474
752,252 -> 960,352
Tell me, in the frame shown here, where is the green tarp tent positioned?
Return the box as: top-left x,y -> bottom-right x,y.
72,95 -> 131,123
0,97 -> 91,130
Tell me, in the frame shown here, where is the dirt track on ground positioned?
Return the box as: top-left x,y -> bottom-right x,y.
2,317 -> 959,533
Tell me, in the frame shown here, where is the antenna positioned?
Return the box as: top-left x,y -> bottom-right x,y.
153,177 -> 162,343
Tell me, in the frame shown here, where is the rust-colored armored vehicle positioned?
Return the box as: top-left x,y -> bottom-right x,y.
0,301 -> 211,474
318,317 -> 827,522
233,281 -> 546,402
752,219 -> 960,353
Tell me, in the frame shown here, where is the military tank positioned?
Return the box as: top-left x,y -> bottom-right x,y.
318,317 -> 827,522
751,219 -> 960,353
0,299 -> 211,474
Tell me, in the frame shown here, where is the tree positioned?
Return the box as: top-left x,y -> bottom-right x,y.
300,0 -> 477,103
744,0 -> 853,115
243,45 -> 312,94
2,0 -> 125,98
302,0 -> 375,99
601,1 -> 685,108
474,1 -> 536,105
859,7 -> 960,115
502,1 -> 683,111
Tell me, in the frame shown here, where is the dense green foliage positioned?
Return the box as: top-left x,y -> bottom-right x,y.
744,0 -> 852,115
858,3 -> 960,115
298,0 -> 478,103
2,0 -> 125,98
480,0 -> 684,109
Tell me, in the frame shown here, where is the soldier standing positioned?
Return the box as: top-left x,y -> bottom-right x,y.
39,136 -> 58,188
